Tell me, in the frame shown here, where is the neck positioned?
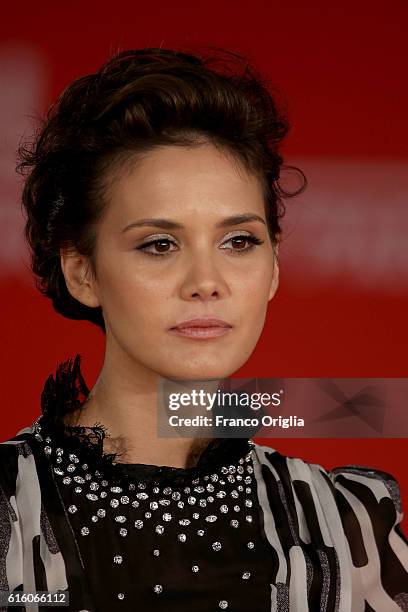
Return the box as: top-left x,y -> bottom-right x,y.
63,344 -> 219,469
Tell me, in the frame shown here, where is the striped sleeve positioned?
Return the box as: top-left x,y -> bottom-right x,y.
0,441 -> 24,599
0,435 -> 69,609
328,465 -> 408,610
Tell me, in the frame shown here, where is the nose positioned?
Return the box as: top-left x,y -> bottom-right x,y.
179,251 -> 229,301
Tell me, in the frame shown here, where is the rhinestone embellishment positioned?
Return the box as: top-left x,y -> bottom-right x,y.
33,418 -> 257,605
206,515 -> 217,522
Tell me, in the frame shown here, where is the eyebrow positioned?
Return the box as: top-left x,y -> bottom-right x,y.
121,214 -> 266,233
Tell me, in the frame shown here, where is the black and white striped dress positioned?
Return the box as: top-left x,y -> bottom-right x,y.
0,356 -> 407,611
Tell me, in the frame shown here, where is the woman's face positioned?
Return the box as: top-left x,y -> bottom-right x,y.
80,142 -> 278,380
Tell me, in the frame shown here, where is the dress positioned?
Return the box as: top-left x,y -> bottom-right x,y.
0,355 -> 407,612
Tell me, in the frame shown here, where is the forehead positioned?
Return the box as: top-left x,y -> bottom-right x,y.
104,143 -> 266,224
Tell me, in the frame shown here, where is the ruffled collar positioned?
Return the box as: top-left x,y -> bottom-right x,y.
35,354 -> 253,486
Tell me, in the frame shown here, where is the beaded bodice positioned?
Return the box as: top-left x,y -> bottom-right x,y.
28,355 -> 274,611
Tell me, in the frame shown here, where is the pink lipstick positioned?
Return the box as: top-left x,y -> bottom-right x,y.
169,318 -> 232,339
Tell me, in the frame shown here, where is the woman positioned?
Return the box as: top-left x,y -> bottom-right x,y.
0,47 -> 407,611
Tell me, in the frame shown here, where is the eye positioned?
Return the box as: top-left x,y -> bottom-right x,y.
220,234 -> 264,254
136,237 -> 178,257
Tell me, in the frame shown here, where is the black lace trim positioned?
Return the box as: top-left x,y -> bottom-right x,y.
36,354 -> 252,486
40,354 -> 90,425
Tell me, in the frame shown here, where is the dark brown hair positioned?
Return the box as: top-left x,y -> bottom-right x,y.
17,47 -> 306,333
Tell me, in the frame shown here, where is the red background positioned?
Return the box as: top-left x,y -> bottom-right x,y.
1,1 -> 407,532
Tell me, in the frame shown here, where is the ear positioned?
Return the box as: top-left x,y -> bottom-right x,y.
268,244 -> 279,301
60,247 -> 101,308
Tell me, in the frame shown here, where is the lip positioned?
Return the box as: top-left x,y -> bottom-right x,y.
169,317 -> 233,339
171,318 -> 232,330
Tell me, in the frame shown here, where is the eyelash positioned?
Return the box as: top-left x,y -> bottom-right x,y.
136,234 -> 264,257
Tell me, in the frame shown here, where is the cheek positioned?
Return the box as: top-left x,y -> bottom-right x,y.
236,264 -> 272,311
233,266 -> 272,344
99,266 -> 168,329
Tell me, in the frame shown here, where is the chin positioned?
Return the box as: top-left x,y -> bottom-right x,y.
159,361 -> 237,382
